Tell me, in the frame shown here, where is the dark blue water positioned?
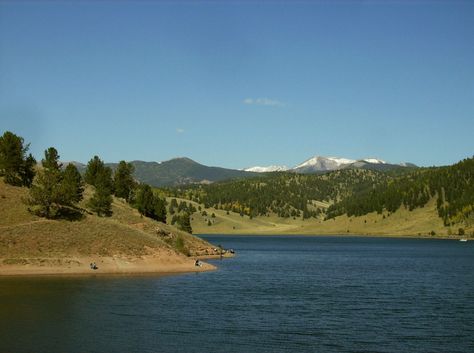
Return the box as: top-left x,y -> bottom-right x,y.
1,236 -> 473,353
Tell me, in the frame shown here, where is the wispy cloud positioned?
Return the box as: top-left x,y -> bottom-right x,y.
176,128 -> 184,134
243,97 -> 285,107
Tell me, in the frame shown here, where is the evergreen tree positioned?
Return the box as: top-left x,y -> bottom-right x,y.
29,172 -> 61,218
84,155 -> 106,187
114,160 -> 135,201
134,184 -> 166,223
43,147 -> 61,171
88,164 -> 113,217
177,213 -> 193,233
19,154 -> 36,187
0,131 -> 36,186
87,185 -> 113,217
135,184 -> 155,217
61,163 -> 84,204
29,147 -> 67,218
154,197 -> 167,223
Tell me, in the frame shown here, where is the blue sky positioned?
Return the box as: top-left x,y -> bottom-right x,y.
0,1 -> 473,168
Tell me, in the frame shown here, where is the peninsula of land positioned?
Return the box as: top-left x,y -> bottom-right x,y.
0,180 -> 222,276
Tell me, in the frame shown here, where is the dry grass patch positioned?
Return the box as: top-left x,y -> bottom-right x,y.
192,197 -> 465,238
0,180 -> 220,262
0,180 -> 39,227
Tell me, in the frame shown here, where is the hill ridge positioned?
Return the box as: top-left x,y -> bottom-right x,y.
0,180 -> 223,275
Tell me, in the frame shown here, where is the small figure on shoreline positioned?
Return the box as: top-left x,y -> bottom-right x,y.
195,259 -> 202,267
90,262 -> 98,270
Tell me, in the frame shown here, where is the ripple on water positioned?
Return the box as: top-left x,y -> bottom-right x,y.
0,236 -> 473,353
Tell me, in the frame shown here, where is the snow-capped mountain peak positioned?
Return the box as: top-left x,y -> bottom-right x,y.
243,155 -> 415,174
362,158 -> 386,164
244,165 -> 289,173
326,156 -> 357,166
294,156 -> 356,170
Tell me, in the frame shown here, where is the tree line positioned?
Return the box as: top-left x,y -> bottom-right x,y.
6,130 -> 471,230
0,131 -> 167,224
169,156 -> 474,229
169,169 -> 390,219
326,157 -> 474,227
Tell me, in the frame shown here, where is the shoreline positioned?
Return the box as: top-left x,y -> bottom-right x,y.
0,255 -> 217,277
196,232 -> 471,241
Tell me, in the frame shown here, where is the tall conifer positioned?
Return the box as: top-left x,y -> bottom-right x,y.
0,131 -> 36,186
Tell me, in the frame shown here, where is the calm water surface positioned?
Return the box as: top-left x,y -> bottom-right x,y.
1,236 -> 473,353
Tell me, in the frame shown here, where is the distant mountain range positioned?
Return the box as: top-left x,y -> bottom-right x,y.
243,165 -> 289,173
244,156 -> 416,174
69,155 -> 416,187
70,158 -> 258,187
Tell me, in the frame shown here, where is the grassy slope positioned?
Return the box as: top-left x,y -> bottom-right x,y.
0,180 -> 217,262
190,197 -> 472,238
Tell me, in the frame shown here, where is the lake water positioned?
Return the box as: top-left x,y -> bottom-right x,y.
1,235 -> 473,353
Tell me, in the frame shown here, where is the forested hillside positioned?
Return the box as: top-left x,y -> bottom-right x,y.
170,169 -> 392,218
326,157 -> 474,226
169,157 -> 474,230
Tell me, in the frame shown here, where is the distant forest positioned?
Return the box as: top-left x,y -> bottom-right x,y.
170,169 -> 390,218
3,130 -> 473,231
326,157 -> 474,226
170,157 -> 474,227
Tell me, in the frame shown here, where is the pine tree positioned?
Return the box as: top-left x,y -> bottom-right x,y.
29,172 -> 60,218
154,197 -> 167,223
85,155 -> 106,187
19,154 -> 36,187
61,163 -> 84,204
114,160 -> 135,201
177,213 -> 193,233
42,147 -> 61,170
0,131 -> 36,186
134,184 -> 167,223
88,185 -> 113,217
87,166 -> 113,217
29,147 -> 64,218
135,184 -> 155,217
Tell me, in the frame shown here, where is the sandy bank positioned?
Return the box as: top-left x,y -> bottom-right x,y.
0,255 -> 216,276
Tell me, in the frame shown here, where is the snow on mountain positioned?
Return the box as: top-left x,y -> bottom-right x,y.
295,156 -> 356,169
362,158 -> 386,164
398,162 -> 417,167
293,156 -> 356,172
326,157 -> 357,166
244,156 -> 414,174
244,165 -> 289,173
